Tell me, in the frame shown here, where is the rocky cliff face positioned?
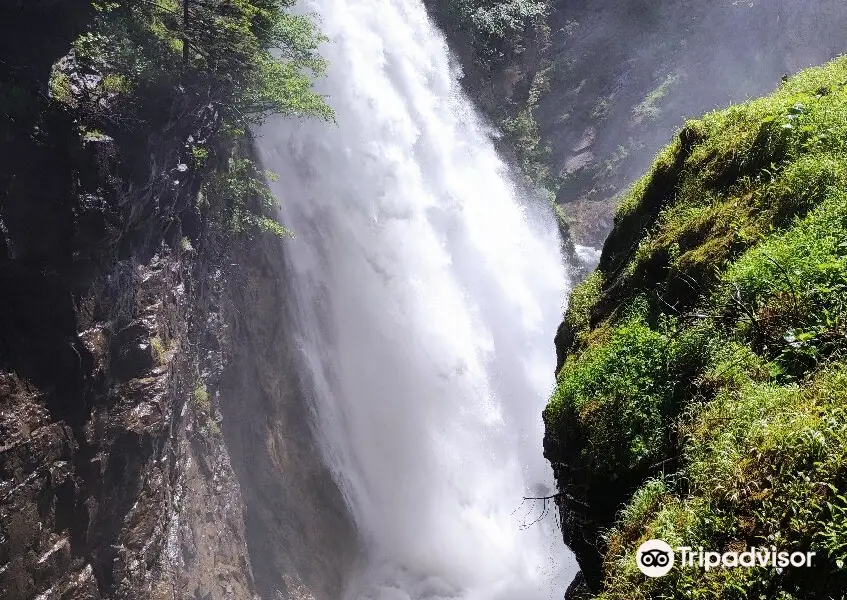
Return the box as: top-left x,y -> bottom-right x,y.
218,232 -> 358,600
1,8 -> 254,596
0,2 -> 352,598
1,246 -> 257,600
427,0 -> 847,246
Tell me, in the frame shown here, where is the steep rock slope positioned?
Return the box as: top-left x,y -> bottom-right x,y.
0,1 -> 344,598
0,9 -> 256,599
545,57 -> 847,599
538,0 -> 847,245
426,0 -> 847,245
219,231 -> 358,600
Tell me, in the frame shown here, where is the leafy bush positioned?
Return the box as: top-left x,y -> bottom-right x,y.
201,156 -> 292,238
442,0 -> 549,65
563,270 -> 604,340
632,73 -> 679,124
470,0 -> 547,38
192,382 -> 210,410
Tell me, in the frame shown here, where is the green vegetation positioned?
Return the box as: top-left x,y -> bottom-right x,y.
590,96 -> 612,121
192,382 -> 222,434
47,70 -> 74,105
439,0 -> 550,67
561,270 -> 603,337
632,73 -> 679,124
501,65 -> 554,186
547,309 -> 712,479
200,157 -> 293,238
545,57 -> 847,598
51,0 -> 331,240
149,336 -> 166,364
192,382 -> 210,410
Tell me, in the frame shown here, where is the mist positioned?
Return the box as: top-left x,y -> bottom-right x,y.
531,0 -> 847,244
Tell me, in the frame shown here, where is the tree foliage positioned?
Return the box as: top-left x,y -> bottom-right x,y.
51,0 -> 332,239
439,0 -> 549,65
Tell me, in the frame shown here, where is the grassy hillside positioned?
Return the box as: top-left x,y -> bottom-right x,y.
544,56 -> 847,599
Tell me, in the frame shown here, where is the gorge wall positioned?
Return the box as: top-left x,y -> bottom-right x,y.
427,0 -> 847,245
0,1 -> 350,598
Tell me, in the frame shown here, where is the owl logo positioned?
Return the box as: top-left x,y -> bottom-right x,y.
636,539 -> 675,577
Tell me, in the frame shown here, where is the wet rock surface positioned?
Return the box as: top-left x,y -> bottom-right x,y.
1,258 -> 171,600
0,3 -> 259,598
219,234 -> 358,600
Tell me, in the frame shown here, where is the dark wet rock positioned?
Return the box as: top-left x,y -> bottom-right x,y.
110,323 -> 155,382
0,5 -> 259,599
564,572 -> 592,600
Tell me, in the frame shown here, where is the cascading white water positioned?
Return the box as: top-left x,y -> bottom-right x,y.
257,0 -> 576,597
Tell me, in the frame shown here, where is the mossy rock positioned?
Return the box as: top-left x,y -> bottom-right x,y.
546,56 -> 847,598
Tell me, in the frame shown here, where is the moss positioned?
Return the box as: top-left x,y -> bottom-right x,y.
598,367 -> 847,599
48,70 -> 73,106
546,312 -> 714,479
632,73 -> 679,124
546,56 -> 847,598
101,72 -> 131,94
192,383 -> 210,411
562,270 -> 604,350
149,336 -> 166,364
589,58 -> 847,331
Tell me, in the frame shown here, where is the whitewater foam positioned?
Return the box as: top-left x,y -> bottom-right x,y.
257,0 -> 576,597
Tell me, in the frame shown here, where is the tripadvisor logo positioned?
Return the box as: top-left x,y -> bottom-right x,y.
636,539 -> 675,577
635,539 -> 816,578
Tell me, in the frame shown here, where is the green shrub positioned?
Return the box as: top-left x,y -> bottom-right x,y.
48,70 -> 73,105
563,270 -> 604,343
440,0 -> 549,66
632,73 -> 679,124
101,73 -> 131,94
201,156 -> 293,238
150,336 -> 166,364
470,0 -> 547,38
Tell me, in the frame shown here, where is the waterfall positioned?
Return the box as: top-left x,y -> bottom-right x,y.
256,0 -> 575,597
